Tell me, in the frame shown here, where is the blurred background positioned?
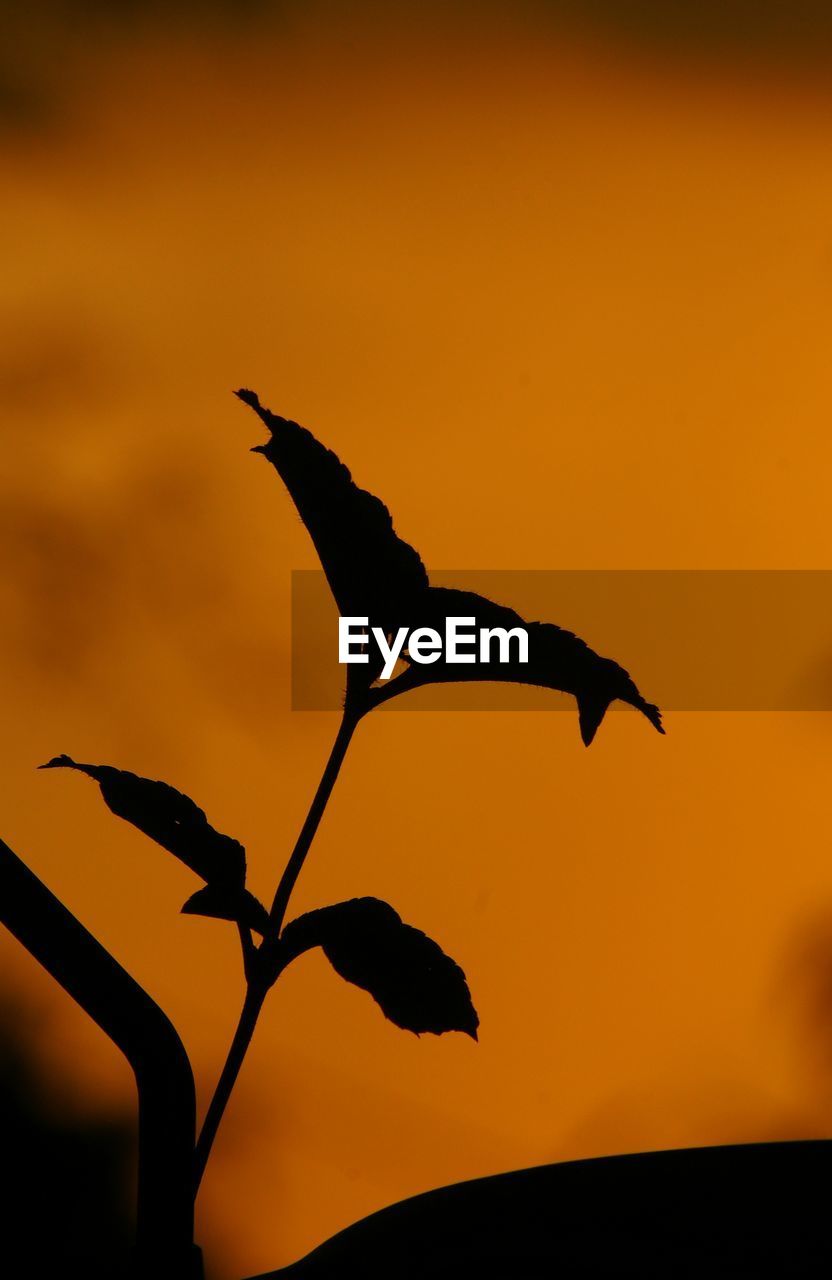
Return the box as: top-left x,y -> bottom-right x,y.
3,2 -> 832,1275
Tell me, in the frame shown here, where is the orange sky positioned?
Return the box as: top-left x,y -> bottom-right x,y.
3,8 -> 832,1276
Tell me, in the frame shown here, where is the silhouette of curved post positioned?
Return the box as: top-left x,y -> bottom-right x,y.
0,838 -> 202,1279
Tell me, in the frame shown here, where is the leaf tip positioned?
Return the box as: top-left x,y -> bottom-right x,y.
38,753 -> 75,771
636,698 -> 665,736
236,387 -> 272,454
577,695 -> 609,747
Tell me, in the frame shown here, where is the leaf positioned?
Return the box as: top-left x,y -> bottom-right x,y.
281,897 -> 479,1039
378,586 -> 665,746
237,388 -> 428,637
237,390 -> 663,742
181,885 -> 271,935
39,755 -> 269,934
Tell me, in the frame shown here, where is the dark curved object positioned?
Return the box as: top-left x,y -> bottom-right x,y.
0,838 -> 202,1279
252,1140 -> 832,1278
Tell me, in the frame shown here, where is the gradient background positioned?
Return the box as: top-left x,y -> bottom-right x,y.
3,3 -> 832,1275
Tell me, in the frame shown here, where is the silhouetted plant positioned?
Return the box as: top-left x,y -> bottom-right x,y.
35,390 -> 663,1223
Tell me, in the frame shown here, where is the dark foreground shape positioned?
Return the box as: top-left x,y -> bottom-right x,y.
252,1140 -> 832,1278
0,840 -> 202,1279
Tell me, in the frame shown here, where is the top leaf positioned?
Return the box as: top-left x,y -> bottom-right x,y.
237,388 -> 428,635
281,897 -> 479,1039
238,390 -> 663,742
39,755 -> 270,934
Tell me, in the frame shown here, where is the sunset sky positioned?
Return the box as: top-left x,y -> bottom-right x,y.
3,4 -> 832,1276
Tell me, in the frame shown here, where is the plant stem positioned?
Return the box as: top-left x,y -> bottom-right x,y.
269,708 -> 360,934
193,981 -> 266,1193
193,707 -> 361,1194
236,922 -> 255,981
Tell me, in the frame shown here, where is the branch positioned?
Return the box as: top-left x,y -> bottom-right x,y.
193,980 -> 267,1193
269,708 -> 360,934
193,706 -> 362,1193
